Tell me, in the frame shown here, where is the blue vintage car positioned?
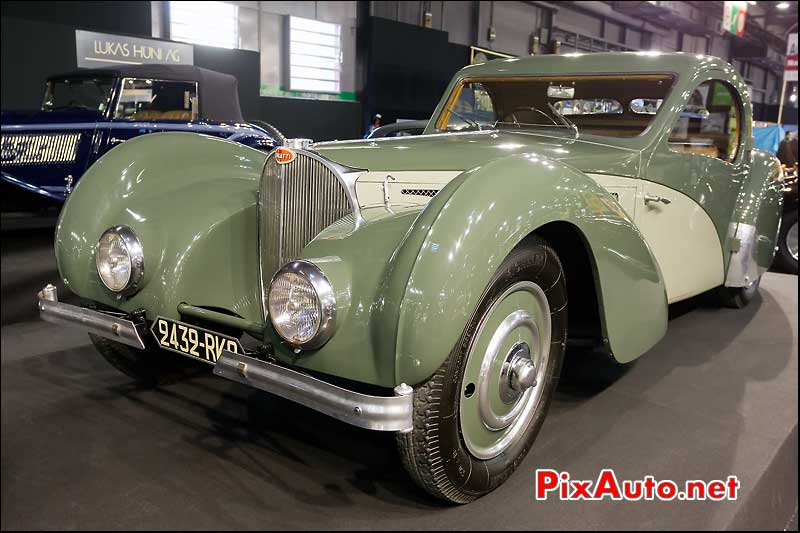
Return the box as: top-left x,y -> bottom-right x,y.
1,65 -> 282,212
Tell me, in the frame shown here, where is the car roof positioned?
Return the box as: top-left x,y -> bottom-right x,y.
48,65 -> 244,122
458,51 -> 736,80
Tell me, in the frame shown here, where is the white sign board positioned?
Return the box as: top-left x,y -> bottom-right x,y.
75,30 -> 193,69
786,33 -> 798,83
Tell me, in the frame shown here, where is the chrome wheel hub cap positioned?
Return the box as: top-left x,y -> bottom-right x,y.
499,342 -> 538,404
460,281 -> 551,460
788,221 -> 798,261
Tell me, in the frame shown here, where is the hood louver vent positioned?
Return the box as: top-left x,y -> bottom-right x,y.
1,132 -> 81,166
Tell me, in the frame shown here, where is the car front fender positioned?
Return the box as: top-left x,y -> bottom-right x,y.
373,153 -> 668,385
55,132 -> 267,323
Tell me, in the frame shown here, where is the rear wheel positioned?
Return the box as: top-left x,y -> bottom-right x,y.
89,333 -> 204,387
714,276 -> 761,309
774,209 -> 798,274
397,236 -> 568,503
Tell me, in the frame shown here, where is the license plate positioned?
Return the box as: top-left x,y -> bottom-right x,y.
150,316 -> 245,364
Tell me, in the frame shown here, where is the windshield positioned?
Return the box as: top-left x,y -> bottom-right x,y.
42,77 -> 115,113
436,74 -> 676,138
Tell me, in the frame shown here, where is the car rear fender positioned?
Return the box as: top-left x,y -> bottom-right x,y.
725,149 -> 784,287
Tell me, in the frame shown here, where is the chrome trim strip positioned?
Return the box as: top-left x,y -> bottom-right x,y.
312,129 -> 502,146
1,122 -> 265,134
214,350 -> 414,432
725,222 -> 762,287
258,150 -> 281,320
37,284 -> 145,350
2,172 -> 68,201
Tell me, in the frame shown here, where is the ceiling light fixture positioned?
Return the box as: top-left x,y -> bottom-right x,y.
776,2 -> 790,9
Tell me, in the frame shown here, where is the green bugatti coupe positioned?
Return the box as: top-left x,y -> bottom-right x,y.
40,52 -> 784,502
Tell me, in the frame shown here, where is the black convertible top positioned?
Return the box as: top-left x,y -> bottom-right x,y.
48,65 -> 243,122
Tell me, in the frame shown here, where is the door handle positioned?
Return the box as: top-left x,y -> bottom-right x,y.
644,194 -> 671,206
109,137 -> 126,145
382,174 -> 396,209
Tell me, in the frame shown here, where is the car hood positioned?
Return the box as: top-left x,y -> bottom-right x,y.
1,108 -> 103,126
314,130 -> 641,177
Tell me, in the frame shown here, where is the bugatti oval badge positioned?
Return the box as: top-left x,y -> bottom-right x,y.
275,147 -> 296,165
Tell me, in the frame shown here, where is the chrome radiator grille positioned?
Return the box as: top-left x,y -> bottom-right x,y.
1,133 -> 81,166
259,151 -> 354,314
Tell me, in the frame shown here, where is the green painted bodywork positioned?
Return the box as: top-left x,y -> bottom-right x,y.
316,129 -> 641,175
381,154 -> 665,382
731,150 -> 784,271
54,52 -> 783,389
56,133 -> 265,324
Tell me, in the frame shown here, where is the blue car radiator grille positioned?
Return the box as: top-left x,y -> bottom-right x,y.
0,133 -> 81,166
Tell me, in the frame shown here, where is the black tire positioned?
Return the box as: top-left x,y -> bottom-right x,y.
397,235 -> 568,503
714,276 -> 761,309
89,333 -> 205,387
774,209 -> 798,275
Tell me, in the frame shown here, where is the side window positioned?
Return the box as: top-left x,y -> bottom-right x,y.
668,80 -> 741,163
114,79 -> 198,121
439,82 -> 496,130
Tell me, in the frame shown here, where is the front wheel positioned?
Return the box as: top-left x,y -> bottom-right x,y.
397,236 -> 567,503
89,333 -> 204,387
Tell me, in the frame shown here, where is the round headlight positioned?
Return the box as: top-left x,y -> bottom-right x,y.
96,226 -> 144,294
268,261 -> 336,349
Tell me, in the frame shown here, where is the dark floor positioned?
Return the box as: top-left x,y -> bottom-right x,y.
1,228 -> 797,530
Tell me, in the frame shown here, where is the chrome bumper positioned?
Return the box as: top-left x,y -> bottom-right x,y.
214,351 -> 414,432
37,284 -> 145,349
37,284 -> 414,433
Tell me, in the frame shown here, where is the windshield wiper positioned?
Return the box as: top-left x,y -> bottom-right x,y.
547,102 -> 579,139
445,107 -> 482,131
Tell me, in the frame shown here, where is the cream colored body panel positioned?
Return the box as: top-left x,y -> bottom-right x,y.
358,169 -> 725,304
634,181 -> 725,302
588,174 -> 724,303
355,171 -> 461,208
